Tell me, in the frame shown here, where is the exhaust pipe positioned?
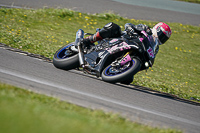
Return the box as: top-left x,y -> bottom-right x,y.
75,29 -> 85,68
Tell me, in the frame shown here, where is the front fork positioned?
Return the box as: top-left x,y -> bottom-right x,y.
112,51 -> 132,67
119,51 -> 132,66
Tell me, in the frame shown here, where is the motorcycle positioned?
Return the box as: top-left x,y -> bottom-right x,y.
53,27 -> 157,84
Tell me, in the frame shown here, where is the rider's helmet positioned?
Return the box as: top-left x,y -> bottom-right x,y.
152,22 -> 172,44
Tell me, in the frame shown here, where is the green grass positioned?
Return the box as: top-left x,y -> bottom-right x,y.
176,0 -> 200,4
0,83 -> 181,133
0,8 -> 200,101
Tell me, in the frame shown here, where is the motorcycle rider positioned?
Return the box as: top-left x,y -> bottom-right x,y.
81,22 -> 172,57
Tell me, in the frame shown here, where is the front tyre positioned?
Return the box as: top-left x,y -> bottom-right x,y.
101,58 -> 141,84
53,43 -> 79,70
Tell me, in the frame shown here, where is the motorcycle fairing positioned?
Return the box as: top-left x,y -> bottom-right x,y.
138,33 -> 155,67
106,41 -> 131,54
84,38 -> 140,76
84,50 -> 110,76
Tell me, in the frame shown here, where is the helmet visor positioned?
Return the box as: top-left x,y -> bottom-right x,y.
157,27 -> 169,44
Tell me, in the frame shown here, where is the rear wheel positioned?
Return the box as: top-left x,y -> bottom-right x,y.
101,58 -> 141,84
53,43 -> 79,70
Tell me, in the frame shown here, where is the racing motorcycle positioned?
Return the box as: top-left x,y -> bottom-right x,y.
53,27 -> 157,84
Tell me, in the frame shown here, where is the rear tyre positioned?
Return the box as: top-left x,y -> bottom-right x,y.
101,58 -> 141,84
53,43 -> 79,70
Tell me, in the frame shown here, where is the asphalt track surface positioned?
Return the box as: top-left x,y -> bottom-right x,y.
1,45 -> 200,133
1,0 -> 200,26
0,0 -> 200,133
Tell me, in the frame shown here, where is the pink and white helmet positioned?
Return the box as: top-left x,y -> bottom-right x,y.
152,22 -> 172,44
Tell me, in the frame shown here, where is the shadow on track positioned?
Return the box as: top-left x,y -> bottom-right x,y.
69,69 -> 200,106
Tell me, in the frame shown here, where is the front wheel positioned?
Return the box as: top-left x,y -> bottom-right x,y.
53,43 -> 79,70
101,58 -> 141,84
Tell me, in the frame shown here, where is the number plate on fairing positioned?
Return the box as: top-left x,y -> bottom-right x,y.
147,47 -> 155,58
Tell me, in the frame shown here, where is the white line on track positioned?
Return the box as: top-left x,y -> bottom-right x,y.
0,67 -> 200,127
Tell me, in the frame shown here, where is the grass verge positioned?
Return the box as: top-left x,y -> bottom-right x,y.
0,83 -> 181,133
0,8 -> 199,101
176,0 -> 200,4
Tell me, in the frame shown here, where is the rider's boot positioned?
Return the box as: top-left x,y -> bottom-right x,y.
81,22 -> 121,46
81,31 -> 103,46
